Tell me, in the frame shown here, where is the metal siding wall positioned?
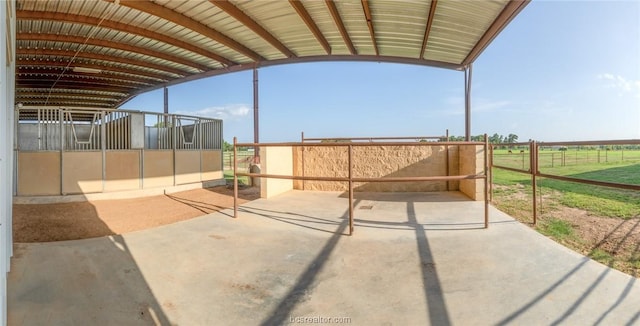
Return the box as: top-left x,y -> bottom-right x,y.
1,1 -> 16,325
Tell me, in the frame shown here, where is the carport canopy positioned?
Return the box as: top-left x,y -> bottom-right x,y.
15,0 -> 529,110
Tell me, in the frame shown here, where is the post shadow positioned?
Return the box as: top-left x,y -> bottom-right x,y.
407,201 -> 451,325
9,197 -> 171,325
259,202 -> 357,326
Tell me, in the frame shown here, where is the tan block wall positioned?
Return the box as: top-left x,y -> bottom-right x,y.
175,150 -> 201,185
105,151 -> 141,192
459,145 -> 485,200
143,150 -> 174,188
202,150 -> 223,181
62,151 -> 103,194
261,146 -> 294,198
293,145 -> 460,192
17,152 -> 61,196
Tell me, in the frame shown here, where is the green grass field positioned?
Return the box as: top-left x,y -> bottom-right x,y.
492,151 -> 640,276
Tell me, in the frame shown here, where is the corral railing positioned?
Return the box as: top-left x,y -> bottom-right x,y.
232,135 -> 489,236
15,107 -> 223,195
491,139 -> 640,224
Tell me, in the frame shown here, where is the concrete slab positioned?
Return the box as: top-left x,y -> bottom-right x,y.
8,190 -> 640,325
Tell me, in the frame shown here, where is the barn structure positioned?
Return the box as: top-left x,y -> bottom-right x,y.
0,1 -> 530,324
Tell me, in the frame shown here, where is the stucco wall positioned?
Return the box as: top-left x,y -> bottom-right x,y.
459,145 -> 485,200
261,146 -> 293,198
293,145 -> 460,192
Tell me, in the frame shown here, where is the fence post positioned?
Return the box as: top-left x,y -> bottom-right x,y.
598,150 -> 601,163
233,137 -> 238,218
348,144 -> 354,235
301,131 -> 305,191
531,140 -> 537,225
484,135 -> 489,228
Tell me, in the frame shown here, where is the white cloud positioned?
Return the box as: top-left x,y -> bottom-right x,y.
175,104 -> 251,120
598,73 -> 640,97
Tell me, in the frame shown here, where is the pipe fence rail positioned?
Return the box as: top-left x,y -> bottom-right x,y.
491,139 -> 640,225
232,135 -> 490,236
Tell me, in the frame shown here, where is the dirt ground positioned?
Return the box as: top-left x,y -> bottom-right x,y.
492,185 -> 640,277
13,186 -> 260,243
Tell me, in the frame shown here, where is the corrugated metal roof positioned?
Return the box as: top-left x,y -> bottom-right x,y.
14,0 -> 529,108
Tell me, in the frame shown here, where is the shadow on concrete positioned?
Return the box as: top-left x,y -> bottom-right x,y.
407,200 -> 451,325
9,200 -> 171,325
496,257 -> 592,325
497,218 -> 640,325
239,206 -> 344,235
260,206 -> 353,325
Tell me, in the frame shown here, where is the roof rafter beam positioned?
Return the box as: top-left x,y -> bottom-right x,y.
17,97 -> 117,105
17,48 -> 186,77
16,92 -> 122,101
17,78 -> 139,91
211,0 -> 296,58
289,0 -> 331,54
17,82 -> 132,94
420,0 -> 438,59
17,58 -> 169,82
463,0 -> 530,66
20,100 -> 115,108
18,32 -> 208,72
325,0 -> 356,55
17,68 -> 154,86
17,10 -> 235,67
113,0 -> 264,62
361,0 -> 378,56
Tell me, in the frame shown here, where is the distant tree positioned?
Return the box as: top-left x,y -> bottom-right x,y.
153,121 -> 173,128
223,140 -> 233,151
489,133 -> 501,144
506,134 -> 519,143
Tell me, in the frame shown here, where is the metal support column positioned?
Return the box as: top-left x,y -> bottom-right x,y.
464,64 -> 473,141
163,87 -> 169,126
253,67 -> 260,163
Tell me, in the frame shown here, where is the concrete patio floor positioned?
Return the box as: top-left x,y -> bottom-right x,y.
8,190 -> 640,325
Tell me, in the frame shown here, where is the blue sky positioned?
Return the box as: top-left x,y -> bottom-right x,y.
123,1 -> 640,143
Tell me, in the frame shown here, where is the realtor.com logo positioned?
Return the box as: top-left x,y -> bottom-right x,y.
289,315 -> 352,324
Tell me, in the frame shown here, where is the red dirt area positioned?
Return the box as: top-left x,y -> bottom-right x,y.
13,186 -> 260,243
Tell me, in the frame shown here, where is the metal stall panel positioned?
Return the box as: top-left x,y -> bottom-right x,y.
143,150 -> 174,188
17,152 -> 60,196
201,150 -> 223,181
62,152 -> 103,194
105,151 -> 141,192
175,151 -> 201,184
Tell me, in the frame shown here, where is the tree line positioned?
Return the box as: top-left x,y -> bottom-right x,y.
444,133 -> 519,144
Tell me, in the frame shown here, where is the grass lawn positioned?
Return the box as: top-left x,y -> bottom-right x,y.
223,170 -> 250,186
491,157 -> 640,276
